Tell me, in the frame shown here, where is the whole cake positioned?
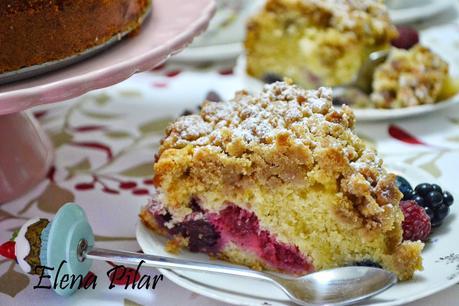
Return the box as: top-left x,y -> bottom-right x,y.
140,81 -> 423,280
0,0 -> 151,74
245,0 -> 398,89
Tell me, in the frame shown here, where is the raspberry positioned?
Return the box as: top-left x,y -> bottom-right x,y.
400,200 -> 431,242
391,26 -> 419,50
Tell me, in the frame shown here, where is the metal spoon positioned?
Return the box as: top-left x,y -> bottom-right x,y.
83,244 -> 397,306
13,203 -> 396,303
333,50 -> 389,105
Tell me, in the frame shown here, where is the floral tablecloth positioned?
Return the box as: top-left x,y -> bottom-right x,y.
0,57 -> 458,306
2,16 -> 459,306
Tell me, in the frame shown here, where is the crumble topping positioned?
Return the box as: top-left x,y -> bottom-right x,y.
156,82 -> 401,231
264,0 -> 397,41
160,83 -> 355,152
371,45 -> 449,108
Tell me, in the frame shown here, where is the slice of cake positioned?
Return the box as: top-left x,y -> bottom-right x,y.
140,82 -> 423,280
0,0 -> 151,74
371,45 -> 457,108
245,0 -> 398,89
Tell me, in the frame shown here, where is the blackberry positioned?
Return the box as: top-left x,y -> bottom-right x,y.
431,184 -> 442,193
415,183 -> 433,197
424,206 -> 434,221
205,91 -> 222,102
433,204 -> 450,224
173,220 -> 220,253
408,190 -> 417,201
396,176 -> 413,200
154,211 -> 172,227
410,182 -> 454,229
443,191 -> 454,206
412,194 -> 426,207
181,109 -> 194,116
353,260 -> 382,269
262,73 -> 283,84
332,96 -> 351,106
189,197 -> 204,213
425,191 -> 443,209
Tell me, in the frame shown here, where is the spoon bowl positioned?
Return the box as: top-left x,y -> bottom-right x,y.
269,267 -> 397,306
332,50 -> 389,106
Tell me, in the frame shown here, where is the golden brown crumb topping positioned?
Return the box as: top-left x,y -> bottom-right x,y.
155,82 -> 402,231
262,0 -> 397,42
371,45 -> 449,108
160,83 -> 355,154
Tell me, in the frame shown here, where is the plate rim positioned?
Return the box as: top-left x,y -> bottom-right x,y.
171,42 -> 243,62
234,54 -> 459,122
136,163 -> 459,306
389,0 -> 454,24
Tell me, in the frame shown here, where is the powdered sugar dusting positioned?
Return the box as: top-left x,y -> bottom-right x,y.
162,82 -> 356,150
309,0 -> 396,38
157,82 -> 400,204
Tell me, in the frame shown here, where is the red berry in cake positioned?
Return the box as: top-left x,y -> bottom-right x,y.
400,200 -> 431,242
0,241 -> 16,260
391,26 -> 419,49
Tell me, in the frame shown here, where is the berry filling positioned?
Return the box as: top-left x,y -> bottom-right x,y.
207,204 -> 314,274
149,201 -> 314,274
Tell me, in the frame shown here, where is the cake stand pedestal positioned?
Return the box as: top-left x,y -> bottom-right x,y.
0,112 -> 53,203
0,0 -> 215,203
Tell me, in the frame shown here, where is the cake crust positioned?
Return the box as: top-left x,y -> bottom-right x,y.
0,0 -> 150,74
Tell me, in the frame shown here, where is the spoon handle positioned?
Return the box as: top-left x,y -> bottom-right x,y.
86,247 -> 273,282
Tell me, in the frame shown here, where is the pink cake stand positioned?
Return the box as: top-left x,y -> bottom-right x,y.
0,0 -> 216,203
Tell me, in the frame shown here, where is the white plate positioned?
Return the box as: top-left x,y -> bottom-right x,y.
234,54 -> 459,122
172,42 -> 243,62
389,0 -> 454,24
171,0 -> 263,62
137,163 -> 459,306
